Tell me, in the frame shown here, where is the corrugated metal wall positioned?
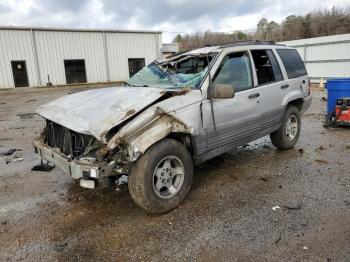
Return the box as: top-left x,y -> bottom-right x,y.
279,34 -> 350,82
34,31 -> 107,85
0,27 -> 162,88
106,33 -> 161,81
0,30 -> 37,88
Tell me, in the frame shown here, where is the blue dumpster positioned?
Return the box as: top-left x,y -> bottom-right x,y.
326,78 -> 350,115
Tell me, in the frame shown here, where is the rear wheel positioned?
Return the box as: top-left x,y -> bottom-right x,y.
128,138 -> 193,213
270,105 -> 301,149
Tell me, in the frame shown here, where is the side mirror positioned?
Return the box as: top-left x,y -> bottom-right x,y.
213,84 -> 235,99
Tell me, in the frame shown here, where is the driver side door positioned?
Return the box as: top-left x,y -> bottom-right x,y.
202,51 -> 262,152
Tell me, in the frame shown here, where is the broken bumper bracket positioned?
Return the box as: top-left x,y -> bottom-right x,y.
33,139 -> 100,181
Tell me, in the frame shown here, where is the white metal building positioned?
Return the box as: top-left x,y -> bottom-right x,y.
279,33 -> 350,82
0,26 -> 162,89
161,43 -> 179,57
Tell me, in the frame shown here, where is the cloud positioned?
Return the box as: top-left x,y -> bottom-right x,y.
0,0 -> 348,42
102,0 -> 270,27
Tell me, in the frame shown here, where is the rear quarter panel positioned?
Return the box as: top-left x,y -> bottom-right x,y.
273,47 -> 309,106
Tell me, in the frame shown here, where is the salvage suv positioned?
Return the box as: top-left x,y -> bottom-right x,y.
33,41 -> 311,213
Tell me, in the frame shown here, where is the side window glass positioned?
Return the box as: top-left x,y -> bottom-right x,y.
251,49 -> 282,85
213,52 -> 253,93
266,50 -> 283,81
276,49 -> 307,79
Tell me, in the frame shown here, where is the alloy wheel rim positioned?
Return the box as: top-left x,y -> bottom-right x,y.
286,114 -> 298,141
152,156 -> 185,199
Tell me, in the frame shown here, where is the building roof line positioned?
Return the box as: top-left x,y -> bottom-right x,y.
0,25 -> 162,34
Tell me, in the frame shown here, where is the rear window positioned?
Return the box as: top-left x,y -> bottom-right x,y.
276,49 -> 307,79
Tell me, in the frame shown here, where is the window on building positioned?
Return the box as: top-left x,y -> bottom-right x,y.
251,49 -> 283,85
64,59 -> 87,84
276,49 -> 307,79
128,58 -> 145,77
213,52 -> 253,93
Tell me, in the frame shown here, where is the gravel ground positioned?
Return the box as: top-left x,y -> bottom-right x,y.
0,86 -> 349,262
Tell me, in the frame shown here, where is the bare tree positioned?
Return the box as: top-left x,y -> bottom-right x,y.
175,7 -> 350,51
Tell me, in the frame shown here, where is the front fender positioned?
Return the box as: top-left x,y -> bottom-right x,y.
107,108 -> 191,161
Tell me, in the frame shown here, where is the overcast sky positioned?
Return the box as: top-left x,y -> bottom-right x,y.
0,0 -> 349,42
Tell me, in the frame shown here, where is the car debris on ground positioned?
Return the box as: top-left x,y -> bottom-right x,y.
283,202 -> 302,210
0,148 -> 16,156
31,163 -> 55,172
16,113 -> 37,119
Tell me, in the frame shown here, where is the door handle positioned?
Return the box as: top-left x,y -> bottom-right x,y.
281,84 -> 289,89
248,93 -> 260,99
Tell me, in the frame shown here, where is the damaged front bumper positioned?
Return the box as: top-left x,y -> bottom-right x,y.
33,139 -> 104,189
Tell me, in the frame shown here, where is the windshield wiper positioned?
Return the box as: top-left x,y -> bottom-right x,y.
125,82 -> 149,87
125,82 -> 135,87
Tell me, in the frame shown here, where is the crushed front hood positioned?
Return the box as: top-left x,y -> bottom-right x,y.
37,86 -> 165,141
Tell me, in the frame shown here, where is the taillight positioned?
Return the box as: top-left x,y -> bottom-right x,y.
307,78 -> 311,96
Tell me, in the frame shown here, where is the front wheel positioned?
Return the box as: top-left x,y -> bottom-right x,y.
270,105 -> 301,150
128,139 -> 193,213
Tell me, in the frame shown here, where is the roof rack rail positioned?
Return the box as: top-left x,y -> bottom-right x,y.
219,40 -> 278,48
204,44 -> 216,47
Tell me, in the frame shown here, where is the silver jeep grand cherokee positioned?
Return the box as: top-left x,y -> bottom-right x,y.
33,41 -> 312,213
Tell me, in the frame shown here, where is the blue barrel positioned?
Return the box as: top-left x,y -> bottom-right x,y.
326,78 -> 350,114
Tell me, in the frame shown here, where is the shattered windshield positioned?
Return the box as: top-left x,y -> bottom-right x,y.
126,54 -> 215,89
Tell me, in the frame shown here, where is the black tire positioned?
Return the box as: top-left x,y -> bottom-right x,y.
270,105 -> 301,150
128,138 -> 193,213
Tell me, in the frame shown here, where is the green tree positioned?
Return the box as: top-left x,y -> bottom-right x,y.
266,21 -> 278,40
257,18 -> 278,40
257,18 -> 268,39
172,34 -> 183,43
236,31 -> 247,40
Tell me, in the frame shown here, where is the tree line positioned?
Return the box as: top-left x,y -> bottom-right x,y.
173,7 -> 350,51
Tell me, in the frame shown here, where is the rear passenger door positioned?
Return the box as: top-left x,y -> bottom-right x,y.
250,49 -> 287,134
